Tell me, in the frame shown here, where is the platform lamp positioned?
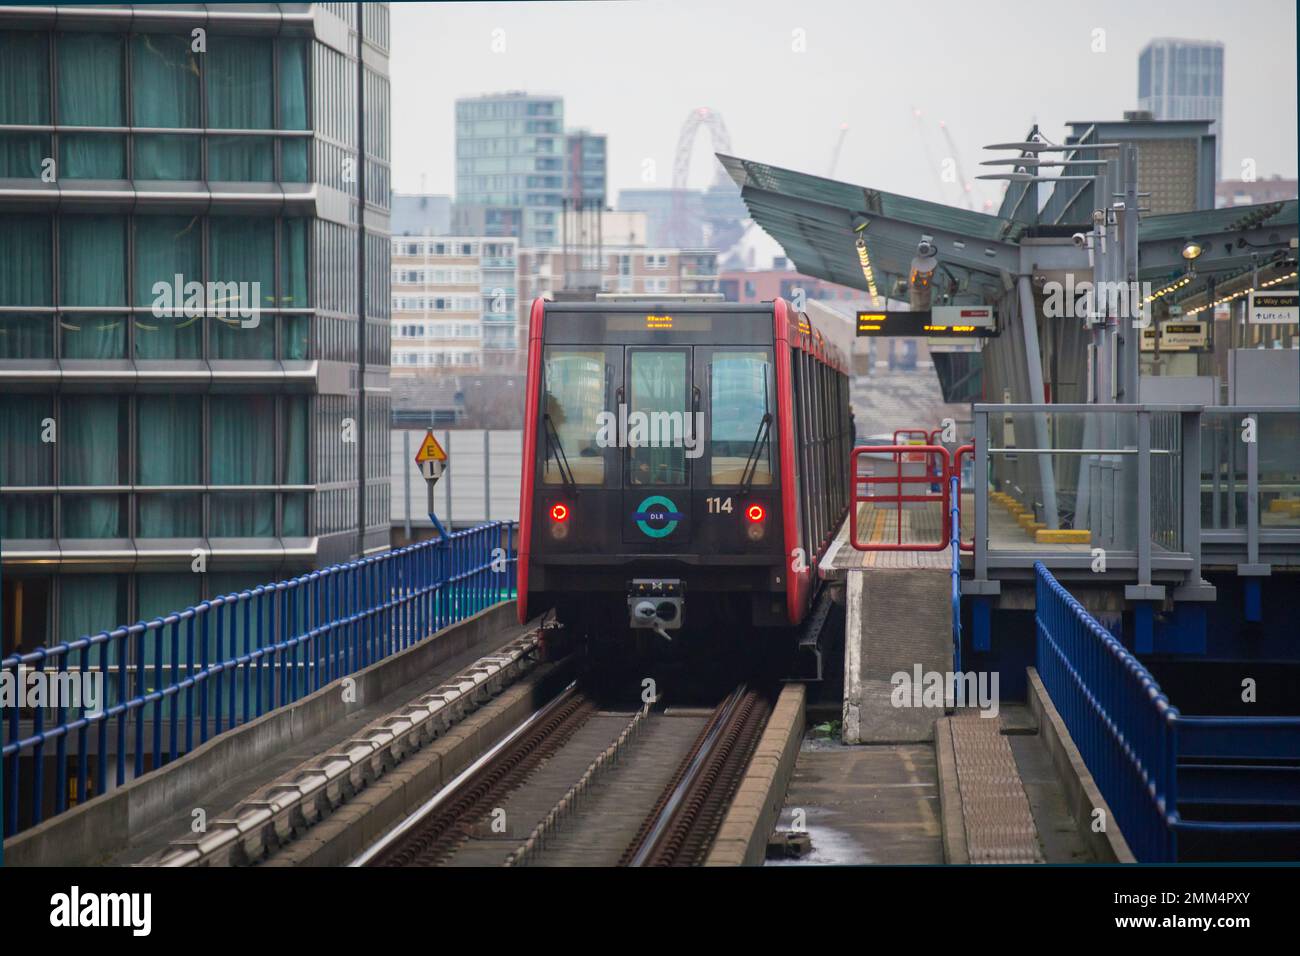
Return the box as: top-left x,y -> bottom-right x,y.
851,219 -> 882,306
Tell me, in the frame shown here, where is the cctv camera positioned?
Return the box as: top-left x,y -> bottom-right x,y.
1072,232 -> 1088,249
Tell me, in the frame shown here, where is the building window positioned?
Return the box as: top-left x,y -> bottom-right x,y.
0,213 -> 52,306
57,33 -> 126,179
132,34 -> 200,128
0,30 -> 50,125
279,38 -> 310,131
135,134 -> 201,180
58,575 -> 127,647
61,216 -> 127,359
281,217 -> 310,308
59,395 -> 128,538
0,31 -> 50,178
131,34 -> 201,179
134,215 -> 203,358
208,36 -> 274,180
210,394 -> 275,536
137,394 -> 202,537
0,394 -> 55,505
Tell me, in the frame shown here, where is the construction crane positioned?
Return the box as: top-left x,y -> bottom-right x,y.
937,119 -> 976,211
914,107 -> 994,212
827,122 -> 849,178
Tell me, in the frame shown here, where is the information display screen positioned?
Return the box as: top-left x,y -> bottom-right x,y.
856,307 -> 997,337
606,314 -> 715,332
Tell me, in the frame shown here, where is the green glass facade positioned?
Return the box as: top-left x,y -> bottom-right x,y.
0,5 -> 391,656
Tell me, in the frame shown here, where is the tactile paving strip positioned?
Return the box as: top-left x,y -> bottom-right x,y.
824,503 -> 951,571
949,713 -> 1043,864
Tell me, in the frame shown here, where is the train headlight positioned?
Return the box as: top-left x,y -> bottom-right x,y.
549,503 -> 570,539
745,504 -> 766,540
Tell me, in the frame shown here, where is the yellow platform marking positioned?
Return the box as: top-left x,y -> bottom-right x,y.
1035,529 -> 1091,544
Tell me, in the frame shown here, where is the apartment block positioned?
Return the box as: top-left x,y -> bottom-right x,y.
391,236 -> 519,373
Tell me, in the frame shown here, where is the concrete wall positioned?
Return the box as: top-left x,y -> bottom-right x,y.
842,565 -> 953,744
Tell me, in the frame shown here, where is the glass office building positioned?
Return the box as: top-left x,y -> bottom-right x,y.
1138,38 -> 1224,177
0,4 -> 391,655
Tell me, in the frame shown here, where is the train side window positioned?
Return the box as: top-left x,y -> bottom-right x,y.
542,348 -> 606,485
627,348 -> 688,486
709,349 -> 773,485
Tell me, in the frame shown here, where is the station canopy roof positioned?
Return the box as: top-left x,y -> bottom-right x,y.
1136,199 -> 1297,281
719,153 -> 1298,307
717,153 -> 1024,304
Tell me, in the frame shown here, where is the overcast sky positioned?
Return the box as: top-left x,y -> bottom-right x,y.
390,0 -> 1298,209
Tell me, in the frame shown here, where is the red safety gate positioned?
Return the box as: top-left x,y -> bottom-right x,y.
850,443 -> 952,551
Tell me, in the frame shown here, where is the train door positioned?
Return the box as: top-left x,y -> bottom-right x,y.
620,346 -> 696,546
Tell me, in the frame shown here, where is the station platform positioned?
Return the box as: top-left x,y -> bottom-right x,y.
819,495 -> 1090,573
821,504 -> 951,744
772,698 -> 1122,865
804,505 -> 1129,864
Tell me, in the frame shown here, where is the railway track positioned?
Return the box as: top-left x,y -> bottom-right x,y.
356,682 -> 772,867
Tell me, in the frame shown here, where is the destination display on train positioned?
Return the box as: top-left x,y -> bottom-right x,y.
856,305 -> 997,337
606,313 -> 715,332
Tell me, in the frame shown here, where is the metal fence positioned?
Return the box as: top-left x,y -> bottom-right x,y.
1034,560 -> 1179,861
3,521 -> 517,838
972,403 -> 1300,587
1035,560 -> 1300,862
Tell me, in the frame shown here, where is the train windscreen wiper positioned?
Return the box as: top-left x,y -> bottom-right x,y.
543,413 -> 577,491
738,412 -> 773,496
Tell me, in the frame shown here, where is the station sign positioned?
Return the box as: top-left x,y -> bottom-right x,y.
926,338 -> 983,353
1140,320 -> 1209,352
856,306 -> 996,337
1248,290 -> 1298,325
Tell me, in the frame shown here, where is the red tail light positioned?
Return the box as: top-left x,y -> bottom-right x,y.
550,503 -> 568,522
746,504 -> 765,522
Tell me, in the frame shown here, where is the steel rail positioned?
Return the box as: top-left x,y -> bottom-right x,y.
350,678 -> 579,867
363,684 -> 595,866
145,634 -> 541,867
624,684 -> 750,867
504,698 -> 653,867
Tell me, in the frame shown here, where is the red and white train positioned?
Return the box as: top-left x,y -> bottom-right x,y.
517,297 -> 852,644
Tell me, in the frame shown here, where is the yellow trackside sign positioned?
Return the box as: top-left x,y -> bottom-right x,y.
415,430 -> 447,464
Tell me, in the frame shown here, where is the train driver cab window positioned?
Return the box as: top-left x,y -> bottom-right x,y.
710,350 -> 773,485
542,348 -> 606,485
628,349 -> 688,486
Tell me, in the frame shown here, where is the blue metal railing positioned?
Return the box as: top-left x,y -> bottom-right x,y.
1035,561 -> 1300,861
1034,561 -> 1179,862
949,474 -> 962,673
3,521 -> 516,839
